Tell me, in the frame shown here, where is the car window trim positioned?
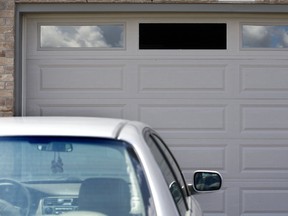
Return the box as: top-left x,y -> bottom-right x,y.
144,129 -> 189,211
150,133 -> 189,209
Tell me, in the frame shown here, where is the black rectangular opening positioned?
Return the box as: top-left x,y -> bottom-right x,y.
139,23 -> 227,50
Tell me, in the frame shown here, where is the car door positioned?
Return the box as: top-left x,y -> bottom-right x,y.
144,129 -> 191,216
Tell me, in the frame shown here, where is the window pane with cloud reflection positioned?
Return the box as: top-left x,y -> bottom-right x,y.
242,25 -> 288,48
40,24 -> 124,49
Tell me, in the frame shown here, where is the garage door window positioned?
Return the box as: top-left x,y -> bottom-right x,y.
39,24 -> 125,49
242,24 -> 288,49
139,23 -> 227,49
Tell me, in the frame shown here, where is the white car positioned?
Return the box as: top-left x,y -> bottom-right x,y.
0,117 -> 222,216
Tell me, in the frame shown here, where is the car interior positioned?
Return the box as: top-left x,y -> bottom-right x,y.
0,136 -> 151,216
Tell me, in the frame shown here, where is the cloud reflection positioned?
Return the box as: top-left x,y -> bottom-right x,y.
41,25 -> 124,48
243,25 -> 288,48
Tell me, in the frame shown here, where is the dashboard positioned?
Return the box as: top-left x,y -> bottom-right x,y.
38,197 -> 78,215
0,178 -> 135,216
29,183 -> 81,216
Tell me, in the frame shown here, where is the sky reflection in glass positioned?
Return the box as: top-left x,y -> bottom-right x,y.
242,25 -> 288,48
40,25 -> 124,48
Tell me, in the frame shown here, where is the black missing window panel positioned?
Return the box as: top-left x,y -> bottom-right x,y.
139,23 -> 227,50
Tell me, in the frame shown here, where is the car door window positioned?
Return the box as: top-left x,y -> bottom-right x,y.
144,130 -> 188,216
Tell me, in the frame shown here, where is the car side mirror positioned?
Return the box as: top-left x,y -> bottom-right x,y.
192,170 -> 222,193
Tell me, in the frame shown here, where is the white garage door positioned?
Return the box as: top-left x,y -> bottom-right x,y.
24,13 -> 288,216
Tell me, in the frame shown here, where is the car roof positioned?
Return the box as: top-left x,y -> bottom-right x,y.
0,117 -> 145,138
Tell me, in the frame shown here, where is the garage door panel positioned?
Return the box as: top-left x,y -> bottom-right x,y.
139,64 -> 226,92
139,104 -> 226,131
166,139 -> 229,176
170,145 -> 226,171
195,182 -> 288,216
140,103 -> 287,138
194,189 -> 226,214
241,104 -> 288,132
136,101 -> 288,139
192,180 -> 288,216
241,145 -> 288,176
26,100 -> 125,118
27,60 -> 233,99
241,188 -> 288,216
168,138 -> 288,181
40,66 -> 124,91
239,62 -> 288,99
26,60 -> 126,98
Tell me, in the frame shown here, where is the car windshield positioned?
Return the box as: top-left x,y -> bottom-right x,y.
0,136 -> 153,216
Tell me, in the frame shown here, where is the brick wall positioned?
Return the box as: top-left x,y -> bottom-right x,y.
13,0 -> 288,3
0,0 -> 14,117
0,0 -> 287,117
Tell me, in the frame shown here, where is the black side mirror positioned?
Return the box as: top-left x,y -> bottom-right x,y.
193,170 -> 222,192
